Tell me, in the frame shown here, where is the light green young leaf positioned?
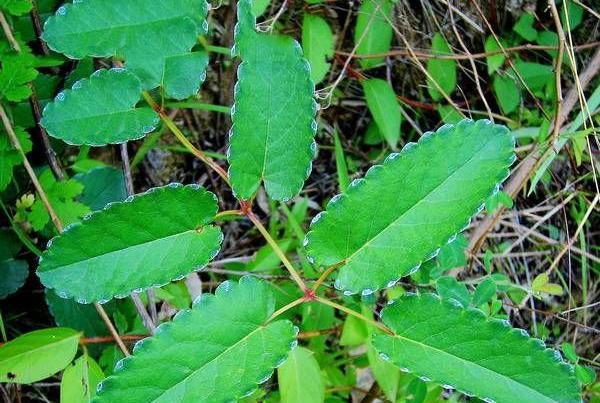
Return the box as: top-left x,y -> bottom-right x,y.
162,51 -> 209,100
0,327 -> 80,384
0,0 -> 32,16
493,72 -> 520,114
484,36 -> 505,75
60,354 -> 104,403
426,33 -> 456,101
42,0 -> 208,90
362,78 -> 401,149
435,276 -> 470,308
229,0 -> 317,201
472,278 -> 497,307
278,347 -> 324,403
560,0 -> 583,32
354,0 -> 393,69
26,169 -> 90,231
0,50 -> 38,102
95,276 -> 297,402
514,13 -> 538,41
302,14 -> 334,84
251,0 -> 270,16
513,61 -> 553,91
373,294 -> 580,403
305,119 -> 514,294
37,184 -> 223,303
41,68 -> 158,146
333,130 -> 349,192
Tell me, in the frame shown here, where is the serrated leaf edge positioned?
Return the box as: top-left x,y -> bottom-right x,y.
37,183 -> 223,304
40,68 -> 159,147
303,119 -> 516,295
95,276 -> 298,402
227,0 -> 318,202
373,293 -> 581,403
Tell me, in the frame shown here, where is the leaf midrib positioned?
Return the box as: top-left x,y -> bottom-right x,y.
343,134 -> 498,265
387,331 -> 558,402
151,322 -> 270,402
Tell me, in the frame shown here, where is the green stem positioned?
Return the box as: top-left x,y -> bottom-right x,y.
246,211 -> 307,291
268,297 -> 305,322
166,101 -> 231,114
315,296 -> 393,336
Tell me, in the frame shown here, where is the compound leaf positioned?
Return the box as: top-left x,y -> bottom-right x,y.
373,294 -> 580,403
0,327 -> 80,384
354,0 -> 393,69
228,0 -> 317,201
302,14 -> 334,84
37,184 -> 223,303
305,119 -> 514,294
41,68 -> 159,146
0,49 -> 38,102
42,0 -> 209,90
95,276 -> 297,402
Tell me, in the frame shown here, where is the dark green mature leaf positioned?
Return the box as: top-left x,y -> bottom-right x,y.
41,68 -> 159,146
0,229 -> 28,299
229,0 -> 317,201
373,294 -> 580,403
37,184 -> 223,303
0,327 -> 80,383
362,78 -> 402,149
75,166 -> 127,211
42,0 -> 208,90
305,120 -> 515,294
95,276 -> 297,402
162,51 -> 209,100
278,347 -> 324,403
302,14 -> 334,84
354,0 -> 393,69
426,33 -> 456,101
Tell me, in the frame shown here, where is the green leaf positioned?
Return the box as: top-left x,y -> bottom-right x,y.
340,314 -> 368,346
37,184 -> 223,303
42,0 -> 208,90
278,347 -> 324,403
484,36 -> 505,75
0,49 -> 38,102
0,126 -> 30,191
531,272 -> 563,296
513,61 -> 553,92
493,72 -> 520,114
436,276 -> 470,308
333,130 -> 349,192
61,354 -> 104,403
229,0 -> 317,201
305,119 -> 514,294
354,0 -> 393,69
0,260 -> 28,299
162,51 -> 209,100
373,294 -> 580,403
0,327 -> 80,384
560,1 -> 583,32
95,276 -> 297,402
302,14 -> 334,84
26,170 -> 90,231
514,13 -> 538,41
0,0 -> 32,16
426,33 -> 456,101
575,365 -> 595,385
251,0 -> 270,16
75,166 -> 127,211
472,278 -> 497,306
41,68 -> 159,146
362,78 -> 401,149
